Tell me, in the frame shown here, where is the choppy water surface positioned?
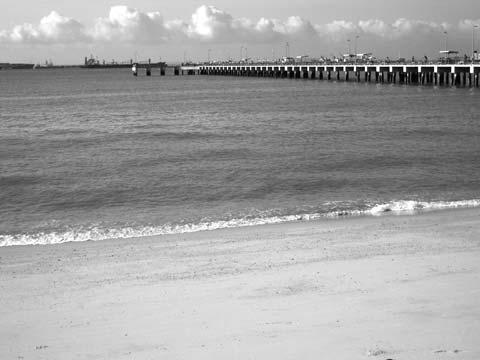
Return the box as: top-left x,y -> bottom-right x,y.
1,68 -> 479,246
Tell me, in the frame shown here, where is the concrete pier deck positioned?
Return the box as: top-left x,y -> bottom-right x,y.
181,63 -> 480,87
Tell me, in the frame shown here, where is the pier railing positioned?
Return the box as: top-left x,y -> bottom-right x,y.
178,63 -> 480,87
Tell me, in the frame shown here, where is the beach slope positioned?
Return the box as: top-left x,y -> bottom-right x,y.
1,208 -> 479,359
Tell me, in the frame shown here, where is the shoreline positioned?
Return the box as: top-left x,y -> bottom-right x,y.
1,207 -> 479,359
2,201 -> 480,247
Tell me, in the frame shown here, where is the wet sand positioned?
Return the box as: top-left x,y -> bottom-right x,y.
1,208 -> 480,359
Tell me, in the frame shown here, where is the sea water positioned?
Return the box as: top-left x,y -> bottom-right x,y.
1,68 -> 479,246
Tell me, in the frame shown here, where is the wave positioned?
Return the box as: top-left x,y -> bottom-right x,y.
368,199 -> 480,215
1,199 -> 480,247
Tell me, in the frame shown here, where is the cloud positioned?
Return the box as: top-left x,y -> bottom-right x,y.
358,19 -> 389,37
319,20 -> 357,35
274,16 -> 317,36
183,5 -> 316,42
1,11 -> 88,44
458,19 -> 480,31
92,5 -> 171,43
187,5 -> 233,40
0,5 -> 468,47
356,18 -> 447,39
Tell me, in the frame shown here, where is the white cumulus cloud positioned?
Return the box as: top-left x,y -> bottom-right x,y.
92,5 -> 171,43
1,11 -> 88,44
0,5 -> 469,47
187,5 -> 234,40
183,5 -> 316,42
357,18 -> 447,39
320,20 -> 358,35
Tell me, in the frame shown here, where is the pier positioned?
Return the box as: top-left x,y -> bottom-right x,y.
131,61 -> 169,76
180,63 -> 480,87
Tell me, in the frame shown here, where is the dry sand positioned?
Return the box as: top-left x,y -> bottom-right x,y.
1,208 -> 479,360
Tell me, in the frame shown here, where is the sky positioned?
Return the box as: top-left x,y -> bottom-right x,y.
1,0 -> 479,64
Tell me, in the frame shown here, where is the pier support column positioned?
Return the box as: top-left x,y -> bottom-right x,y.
327,71 -> 331,80
310,70 -> 316,79
375,72 -> 379,82
345,71 -> 349,81
336,71 -> 340,80
365,72 -> 368,82
319,71 -> 324,80
356,71 -> 361,82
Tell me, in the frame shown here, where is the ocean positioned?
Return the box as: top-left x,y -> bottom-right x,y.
1,68 -> 479,246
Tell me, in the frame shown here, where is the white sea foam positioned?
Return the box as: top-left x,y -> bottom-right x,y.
368,199 -> 480,216
1,199 -> 480,247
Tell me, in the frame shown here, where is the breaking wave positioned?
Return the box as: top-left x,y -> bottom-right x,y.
1,199 -> 479,247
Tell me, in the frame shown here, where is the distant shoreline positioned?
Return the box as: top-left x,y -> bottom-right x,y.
0,64 -> 172,70
0,64 -> 129,70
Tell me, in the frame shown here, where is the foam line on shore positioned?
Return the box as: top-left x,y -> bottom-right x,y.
1,199 -> 479,247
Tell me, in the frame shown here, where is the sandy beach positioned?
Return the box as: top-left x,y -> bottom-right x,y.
1,208 -> 479,360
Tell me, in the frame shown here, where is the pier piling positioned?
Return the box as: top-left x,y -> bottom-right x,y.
177,63 -> 480,88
